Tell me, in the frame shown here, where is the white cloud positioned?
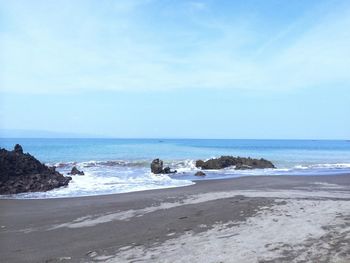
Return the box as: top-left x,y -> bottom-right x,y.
188,1 -> 207,11
0,0 -> 350,94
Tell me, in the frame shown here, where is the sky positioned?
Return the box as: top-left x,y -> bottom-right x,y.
0,0 -> 349,139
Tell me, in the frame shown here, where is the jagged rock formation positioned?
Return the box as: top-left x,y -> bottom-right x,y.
151,159 -> 177,174
68,166 -> 84,175
195,171 -> 206,176
195,156 -> 275,170
0,144 -> 72,195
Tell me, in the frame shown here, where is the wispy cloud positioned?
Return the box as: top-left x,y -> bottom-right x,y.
188,1 -> 207,11
1,0 -> 349,94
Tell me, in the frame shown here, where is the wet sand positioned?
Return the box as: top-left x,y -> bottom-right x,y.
1,174 -> 350,262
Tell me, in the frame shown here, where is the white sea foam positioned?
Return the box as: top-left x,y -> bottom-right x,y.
300,163 -> 350,169
103,198 -> 350,263
171,159 -> 197,173
3,156 -> 350,199
174,160 -> 350,177
87,186 -> 350,262
48,188 -> 350,229
196,162 -> 350,178
2,171 -> 194,199
50,158 -> 350,175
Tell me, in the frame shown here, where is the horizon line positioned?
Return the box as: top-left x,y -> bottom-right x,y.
0,137 -> 349,141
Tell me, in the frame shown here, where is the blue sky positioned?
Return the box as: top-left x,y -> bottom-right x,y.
0,0 -> 349,139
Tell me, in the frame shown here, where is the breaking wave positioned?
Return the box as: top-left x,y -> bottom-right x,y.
51,159 -> 350,174
5,159 -> 350,199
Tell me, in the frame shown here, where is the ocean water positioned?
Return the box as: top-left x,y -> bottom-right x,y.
1,138 -> 350,198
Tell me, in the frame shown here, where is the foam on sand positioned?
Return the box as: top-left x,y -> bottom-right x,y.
3,171 -> 194,199
50,187 -> 350,229
101,196 -> 350,263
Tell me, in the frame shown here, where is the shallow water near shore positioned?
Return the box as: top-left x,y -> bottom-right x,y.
1,138 -> 350,198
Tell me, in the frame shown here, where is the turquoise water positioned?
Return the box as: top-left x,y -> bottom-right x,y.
1,139 -> 350,198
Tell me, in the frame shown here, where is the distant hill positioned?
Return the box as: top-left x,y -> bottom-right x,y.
0,129 -> 105,138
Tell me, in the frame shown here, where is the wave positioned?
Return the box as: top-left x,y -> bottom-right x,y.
3,171 -> 194,199
51,159 -> 198,170
52,161 -> 77,168
5,160 -> 350,199
79,160 -> 150,168
51,159 -> 350,173
294,163 -> 350,169
50,160 -> 150,169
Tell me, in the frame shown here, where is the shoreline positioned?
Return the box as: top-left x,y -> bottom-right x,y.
1,173 -> 350,262
3,172 -> 350,200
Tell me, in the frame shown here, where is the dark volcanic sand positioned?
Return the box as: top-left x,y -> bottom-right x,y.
1,174 -> 350,263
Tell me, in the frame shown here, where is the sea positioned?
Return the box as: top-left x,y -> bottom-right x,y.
1,138 -> 350,199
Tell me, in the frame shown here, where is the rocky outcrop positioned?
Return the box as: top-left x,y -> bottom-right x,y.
195,171 -> 206,176
163,167 -> 177,174
0,144 -> 72,195
195,156 -> 275,170
151,159 -> 163,174
14,144 -> 23,154
151,159 -> 177,174
68,166 -> 84,175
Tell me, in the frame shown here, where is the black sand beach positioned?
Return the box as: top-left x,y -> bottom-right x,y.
1,174 -> 350,263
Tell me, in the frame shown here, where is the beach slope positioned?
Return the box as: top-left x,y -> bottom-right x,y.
1,174 -> 350,262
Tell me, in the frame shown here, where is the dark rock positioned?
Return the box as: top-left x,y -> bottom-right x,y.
151,159 -> 164,174
151,159 -> 177,174
68,166 -> 84,175
0,145 -> 72,195
235,164 -> 253,170
195,160 -> 205,168
14,144 -> 23,154
163,166 -> 171,173
163,167 -> 177,174
195,156 -> 275,170
195,171 -> 206,176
